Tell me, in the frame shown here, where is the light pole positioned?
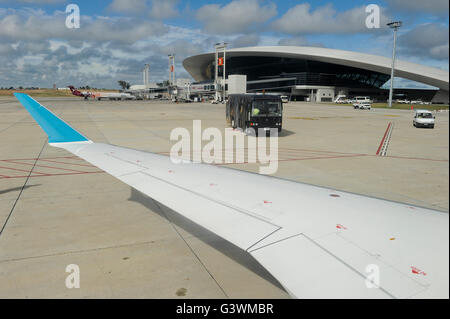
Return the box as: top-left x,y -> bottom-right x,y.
387,21 -> 402,108
168,54 -> 176,99
214,42 -> 227,102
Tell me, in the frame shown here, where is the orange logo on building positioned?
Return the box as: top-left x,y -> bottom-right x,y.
218,57 -> 224,66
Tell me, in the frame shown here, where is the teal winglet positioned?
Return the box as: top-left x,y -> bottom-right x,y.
14,93 -> 89,143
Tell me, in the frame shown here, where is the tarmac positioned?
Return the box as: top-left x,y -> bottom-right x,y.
0,97 -> 448,298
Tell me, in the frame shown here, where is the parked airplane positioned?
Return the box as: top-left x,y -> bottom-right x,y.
68,86 -> 136,100
14,92 -> 449,299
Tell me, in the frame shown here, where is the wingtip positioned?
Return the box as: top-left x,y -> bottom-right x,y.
14,93 -> 90,144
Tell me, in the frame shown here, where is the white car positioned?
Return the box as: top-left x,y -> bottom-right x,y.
413,110 -> 435,128
334,95 -> 348,104
335,97 -> 349,104
352,96 -> 372,108
354,103 -> 371,110
280,95 -> 289,103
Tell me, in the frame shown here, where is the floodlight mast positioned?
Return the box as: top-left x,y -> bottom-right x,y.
387,21 -> 402,108
214,42 -> 227,102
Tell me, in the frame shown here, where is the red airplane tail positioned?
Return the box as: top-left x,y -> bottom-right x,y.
67,85 -> 84,97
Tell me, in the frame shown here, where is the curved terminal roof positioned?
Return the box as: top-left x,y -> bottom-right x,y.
183,46 -> 449,91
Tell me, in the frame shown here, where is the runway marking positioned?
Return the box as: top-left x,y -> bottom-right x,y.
2,160 -> 88,173
376,122 -> 393,156
37,158 -> 94,167
0,165 -> 47,175
0,156 -> 103,179
0,171 -> 105,179
0,145 -> 447,179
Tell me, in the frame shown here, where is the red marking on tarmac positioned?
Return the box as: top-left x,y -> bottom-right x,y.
336,224 -> 347,230
3,160 -> 87,173
376,122 -> 392,156
214,154 -> 367,166
209,183 -> 217,187
0,165 -> 47,175
0,156 -> 80,161
263,200 -> 272,204
158,147 -> 448,163
411,266 -> 427,276
37,159 -> 94,167
0,156 -> 102,179
385,155 -> 448,162
168,170 -> 174,173
0,171 -> 104,179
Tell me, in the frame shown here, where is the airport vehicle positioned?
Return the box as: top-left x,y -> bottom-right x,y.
413,109 -> 435,128
352,96 -> 372,104
14,93 -> 449,299
226,94 -> 283,133
396,99 -> 410,104
410,100 -> 424,105
352,96 -> 372,110
68,86 -> 136,100
280,95 -> 289,103
353,103 -> 371,110
334,95 -> 349,104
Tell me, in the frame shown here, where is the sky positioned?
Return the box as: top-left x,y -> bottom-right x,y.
0,0 -> 448,89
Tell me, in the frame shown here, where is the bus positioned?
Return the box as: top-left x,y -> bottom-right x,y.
226,94 -> 283,134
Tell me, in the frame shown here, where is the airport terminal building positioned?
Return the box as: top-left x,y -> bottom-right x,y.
183,46 -> 449,103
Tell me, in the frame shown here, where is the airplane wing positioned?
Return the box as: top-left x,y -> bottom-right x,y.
14,93 -> 449,299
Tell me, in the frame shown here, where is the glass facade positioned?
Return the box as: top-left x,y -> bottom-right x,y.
206,56 -> 390,90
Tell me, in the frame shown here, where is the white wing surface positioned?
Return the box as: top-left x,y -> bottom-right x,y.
15,93 -> 449,299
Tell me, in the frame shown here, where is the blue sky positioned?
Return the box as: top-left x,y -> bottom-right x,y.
0,0 -> 448,88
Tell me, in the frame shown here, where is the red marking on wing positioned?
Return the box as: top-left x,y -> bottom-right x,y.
263,200 -> 272,204
411,266 -> 427,276
336,224 -> 348,230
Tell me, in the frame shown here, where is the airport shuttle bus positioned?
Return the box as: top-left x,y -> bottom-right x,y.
226,94 -> 283,133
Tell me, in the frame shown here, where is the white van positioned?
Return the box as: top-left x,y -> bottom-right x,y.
280,95 -> 289,103
352,96 -> 372,104
413,110 -> 435,128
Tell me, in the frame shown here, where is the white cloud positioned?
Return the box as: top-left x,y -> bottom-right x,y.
149,0 -> 179,19
277,36 -> 324,48
108,0 -> 179,19
385,0 -> 449,14
196,0 -> 277,35
231,34 -> 260,48
108,0 -> 148,14
272,3 -> 389,35
399,23 -> 449,60
0,9 -> 168,44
